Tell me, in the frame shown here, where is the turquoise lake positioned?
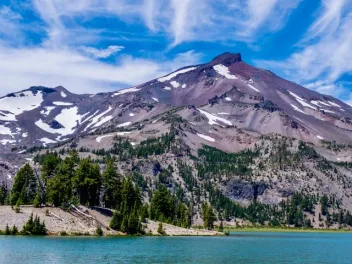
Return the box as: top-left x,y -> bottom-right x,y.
1,232 -> 352,263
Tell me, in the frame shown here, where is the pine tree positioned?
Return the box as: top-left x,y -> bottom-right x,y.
73,158 -> 101,206
10,164 -> 37,205
5,224 -> 11,235
96,226 -> 103,236
102,160 -> 121,208
11,225 -> 18,235
33,190 -> 41,208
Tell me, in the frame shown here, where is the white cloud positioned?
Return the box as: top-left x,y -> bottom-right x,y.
235,0 -> 302,41
0,45 -> 202,96
31,0 -> 300,47
80,45 -> 124,58
256,0 -> 352,103
0,6 -> 23,43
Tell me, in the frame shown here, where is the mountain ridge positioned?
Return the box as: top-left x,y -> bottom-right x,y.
1,52 -> 352,229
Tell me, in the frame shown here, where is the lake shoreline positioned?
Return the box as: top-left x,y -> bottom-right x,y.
225,227 -> 352,233
0,205 -> 222,237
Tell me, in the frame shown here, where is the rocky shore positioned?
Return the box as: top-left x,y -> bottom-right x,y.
0,206 -> 222,236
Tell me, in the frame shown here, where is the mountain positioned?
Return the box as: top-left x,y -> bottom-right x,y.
2,52 -> 352,228
1,52 -> 352,153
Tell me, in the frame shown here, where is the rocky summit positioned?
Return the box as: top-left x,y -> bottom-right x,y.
1,52 -> 352,228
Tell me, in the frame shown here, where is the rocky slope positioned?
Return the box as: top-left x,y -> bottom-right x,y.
2,52 -> 352,220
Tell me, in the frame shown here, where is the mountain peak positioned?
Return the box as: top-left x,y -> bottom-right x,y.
210,52 -> 242,66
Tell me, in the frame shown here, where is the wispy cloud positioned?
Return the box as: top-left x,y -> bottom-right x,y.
31,0 -> 300,47
0,6 -> 23,44
0,45 -> 203,96
256,0 -> 352,102
80,45 -> 124,58
235,0 -> 302,41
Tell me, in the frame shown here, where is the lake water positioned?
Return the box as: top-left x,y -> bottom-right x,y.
1,232 -> 352,264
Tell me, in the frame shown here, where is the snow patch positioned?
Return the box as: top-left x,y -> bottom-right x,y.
113,87 -> 141,97
198,109 -> 232,126
213,64 -> 238,79
316,135 -> 324,140
182,84 -> 186,88
39,137 -> 56,145
0,90 -> 44,121
129,113 -> 135,117
53,101 -> 73,106
320,109 -> 335,114
116,131 -> 131,136
1,139 -> 16,145
117,122 -> 131,128
247,84 -> 259,92
311,100 -> 331,107
294,117 -> 304,123
22,132 -> 28,138
164,87 -> 171,91
96,134 -> 113,143
93,115 -> 113,128
158,67 -> 197,82
40,106 -> 55,116
170,81 -> 180,88
197,133 -> 215,142
328,101 -> 341,108
288,91 -> 316,110
61,91 -> 67,98
224,97 -> 232,101
0,125 -> 14,136
84,107 -> 113,132
152,97 -> 159,102
36,106 -> 86,136
291,104 -> 307,115
218,112 -> 230,115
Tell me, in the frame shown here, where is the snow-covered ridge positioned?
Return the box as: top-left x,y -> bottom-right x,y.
0,91 -> 44,121
213,64 -> 238,80
158,67 -> 197,82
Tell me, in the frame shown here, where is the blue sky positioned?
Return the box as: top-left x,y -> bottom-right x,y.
0,0 -> 351,104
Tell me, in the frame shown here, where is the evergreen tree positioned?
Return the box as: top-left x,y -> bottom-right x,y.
102,160 -> 121,208
47,156 -> 75,207
201,202 -> 216,230
73,158 -> 101,206
150,184 -> 175,222
10,164 -> 37,205
11,225 -> 18,235
5,224 -> 11,235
